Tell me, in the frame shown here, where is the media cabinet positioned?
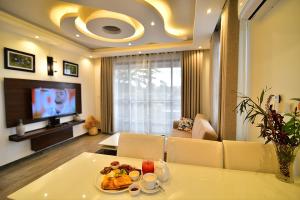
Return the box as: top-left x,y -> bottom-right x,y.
9,120 -> 85,151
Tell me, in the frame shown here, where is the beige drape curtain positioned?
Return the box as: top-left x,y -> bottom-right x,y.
100,57 -> 113,133
182,50 -> 204,119
210,31 -> 221,135
219,0 -> 239,140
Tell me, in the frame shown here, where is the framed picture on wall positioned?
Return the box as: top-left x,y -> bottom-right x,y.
63,61 -> 79,77
4,47 -> 35,73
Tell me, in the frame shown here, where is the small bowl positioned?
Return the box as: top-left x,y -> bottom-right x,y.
129,170 -> 140,181
128,183 -> 140,196
110,161 -> 120,169
111,164 -> 119,170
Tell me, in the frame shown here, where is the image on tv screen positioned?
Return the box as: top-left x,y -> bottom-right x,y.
32,88 -> 76,119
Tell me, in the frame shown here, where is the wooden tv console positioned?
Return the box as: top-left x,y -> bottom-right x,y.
9,120 -> 85,151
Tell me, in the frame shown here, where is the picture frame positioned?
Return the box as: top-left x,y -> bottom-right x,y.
4,47 -> 35,73
63,61 -> 79,77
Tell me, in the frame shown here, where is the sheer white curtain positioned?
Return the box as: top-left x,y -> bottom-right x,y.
113,52 -> 181,135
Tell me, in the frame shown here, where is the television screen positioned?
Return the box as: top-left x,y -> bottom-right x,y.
32,88 -> 76,119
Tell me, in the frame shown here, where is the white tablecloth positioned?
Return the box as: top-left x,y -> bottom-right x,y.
8,152 -> 300,200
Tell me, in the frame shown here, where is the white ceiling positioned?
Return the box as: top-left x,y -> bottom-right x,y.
0,0 -> 225,53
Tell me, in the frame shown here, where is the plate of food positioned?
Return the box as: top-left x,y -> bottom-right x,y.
95,162 -> 141,194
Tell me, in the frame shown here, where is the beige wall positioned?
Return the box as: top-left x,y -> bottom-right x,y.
246,0 -> 300,176
0,29 -> 96,166
248,0 -> 300,140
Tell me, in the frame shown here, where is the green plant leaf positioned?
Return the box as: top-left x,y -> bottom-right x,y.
259,89 -> 265,106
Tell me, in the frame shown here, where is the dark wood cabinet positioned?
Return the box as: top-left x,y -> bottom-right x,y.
9,120 -> 85,151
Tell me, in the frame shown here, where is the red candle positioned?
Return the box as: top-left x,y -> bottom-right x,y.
142,160 -> 154,174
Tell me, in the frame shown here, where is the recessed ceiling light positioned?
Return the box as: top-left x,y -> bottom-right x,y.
89,55 -> 93,58
206,8 -> 212,14
76,34 -> 80,38
35,35 -> 39,39
198,46 -> 202,49
138,51 -> 142,54
128,42 -> 132,46
150,21 -> 155,26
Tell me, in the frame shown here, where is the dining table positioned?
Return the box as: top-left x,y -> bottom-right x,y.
8,152 -> 300,200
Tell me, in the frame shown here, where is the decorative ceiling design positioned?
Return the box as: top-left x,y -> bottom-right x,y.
144,0 -> 188,39
0,0 -> 226,55
49,0 -> 193,47
51,5 -> 145,43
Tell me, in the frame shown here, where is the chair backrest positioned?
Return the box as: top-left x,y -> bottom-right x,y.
117,132 -> 165,161
223,140 -> 278,173
192,114 -> 218,140
167,137 -> 223,168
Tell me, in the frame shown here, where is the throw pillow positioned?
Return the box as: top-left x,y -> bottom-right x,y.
177,117 -> 194,132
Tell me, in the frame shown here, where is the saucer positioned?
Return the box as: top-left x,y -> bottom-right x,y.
139,181 -> 160,194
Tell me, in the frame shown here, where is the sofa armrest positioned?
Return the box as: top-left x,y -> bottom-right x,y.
173,120 -> 179,129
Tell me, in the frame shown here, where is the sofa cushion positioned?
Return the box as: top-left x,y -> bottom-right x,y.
177,117 -> 193,132
192,114 -> 218,140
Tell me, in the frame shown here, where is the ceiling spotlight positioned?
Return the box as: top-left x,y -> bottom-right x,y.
128,42 -> 132,46
206,8 -> 212,14
138,51 -> 142,54
89,55 -> 93,58
35,35 -> 39,39
198,46 -> 202,49
150,21 -> 155,26
76,34 -> 80,38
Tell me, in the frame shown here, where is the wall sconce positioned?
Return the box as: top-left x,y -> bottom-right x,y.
47,56 -> 57,76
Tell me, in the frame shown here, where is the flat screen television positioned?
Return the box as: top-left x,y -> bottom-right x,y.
32,88 -> 76,119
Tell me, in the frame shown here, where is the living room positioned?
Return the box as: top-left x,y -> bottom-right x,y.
0,0 -> 299,199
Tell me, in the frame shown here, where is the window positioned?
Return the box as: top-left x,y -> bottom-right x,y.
113,52 -> 181,135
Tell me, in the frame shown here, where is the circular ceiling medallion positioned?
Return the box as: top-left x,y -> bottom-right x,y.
86,18 -> 135,39
102,26 -> 121,34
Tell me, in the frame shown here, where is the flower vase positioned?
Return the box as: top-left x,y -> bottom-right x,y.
16,119 -> 25,136
274,143 -> 299,183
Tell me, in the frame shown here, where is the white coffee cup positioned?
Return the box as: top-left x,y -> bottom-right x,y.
142,173 -> 157,190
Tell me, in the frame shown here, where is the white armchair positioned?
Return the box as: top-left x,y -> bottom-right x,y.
117,132 -> 165,161
223,140 -> 278,173
167,137 -> 223,168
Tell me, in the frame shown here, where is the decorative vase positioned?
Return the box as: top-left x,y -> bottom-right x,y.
88,127 -> 98,135
274,143 -> 299,183
16,119 -> 25,136
73,114 -> 81,122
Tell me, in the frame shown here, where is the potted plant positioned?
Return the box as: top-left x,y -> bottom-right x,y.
237,88 -> 300,183
84,115 -> 100,135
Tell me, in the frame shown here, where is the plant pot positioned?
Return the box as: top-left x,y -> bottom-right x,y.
88,127 -> 98,135
274,143 -> 299,183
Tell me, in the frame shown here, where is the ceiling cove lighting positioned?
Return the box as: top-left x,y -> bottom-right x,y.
144,0 -> 187,39
207,8 -> 212,14
50,5 -> 145,43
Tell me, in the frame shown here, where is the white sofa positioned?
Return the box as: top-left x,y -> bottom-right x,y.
170,114 -> 218,141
